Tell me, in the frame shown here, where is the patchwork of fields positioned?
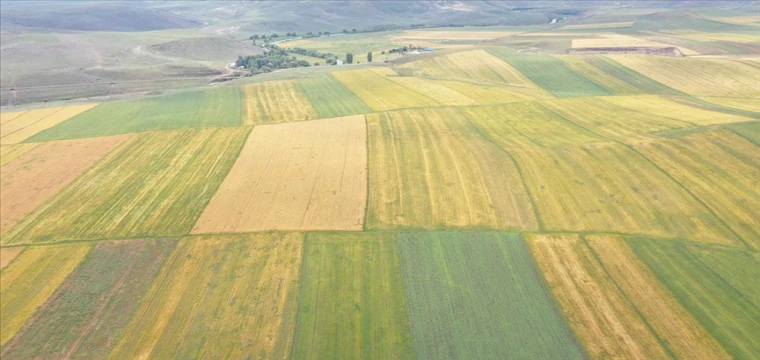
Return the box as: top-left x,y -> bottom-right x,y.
1,36 -> 758,358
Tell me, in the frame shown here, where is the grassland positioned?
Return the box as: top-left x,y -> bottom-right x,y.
292,232 -> 413,359
635,130 -> 760,248
394,30 -> 515,41
487,50 -> 612,98
399,232 -> 583,359
28,88 -> 242,141
0,104 -> 96,144
628,238 -> 760,359
295,74 -> 371,118
0,244 -> 90,347
110,233 -> 303,359
3,128 -> 249,244
243,80 -> 319,124
193,116 -> 367,233
560,21 -> 634,30
332,69 -> 440,111
0,135 -> 132,236
366,107 -> 537,230
1,240 -> 177,359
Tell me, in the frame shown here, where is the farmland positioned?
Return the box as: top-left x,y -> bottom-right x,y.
1,3 -> 760,358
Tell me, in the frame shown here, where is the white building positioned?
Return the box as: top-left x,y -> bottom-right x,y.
335,59 -> 344,65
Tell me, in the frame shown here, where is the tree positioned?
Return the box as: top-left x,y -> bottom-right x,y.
352,28 -> 357,33
343,29 -> 348,33
271,33 -> 279,38
346,53 -> 353,64
251,34 -> 260,40
381,50 -> 386,54
367,51 -> 372,63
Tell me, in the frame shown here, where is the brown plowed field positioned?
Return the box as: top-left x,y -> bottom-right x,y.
192,115 -> 367,233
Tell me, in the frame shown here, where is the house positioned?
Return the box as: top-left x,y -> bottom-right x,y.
335,59 -> 344,65
423,47 -> 435,52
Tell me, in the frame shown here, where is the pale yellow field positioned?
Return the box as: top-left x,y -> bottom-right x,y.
701,97 -> 760,113
193,116 -> 367,233
366,107 -> 538,230
585,235 -> 731,359
711,15 -> 760,27
394,30 -> 516,41
527,234 -> 669,359
599,95 -> 752,125
662,29 -> 760,43
109,233 -> 303,359
561,21 -> 634,30
382,72 -> 477,106
572,34 -> 699,55
432,79 -> 540,103
611,55 -> 760,97
635,130 -> 760,249
0,247 -> 23,270
0,104 -> 96,145
0,244 -> 90,346
511,144 -> 740,244
332,69 -> 440,111
243,80 -> 318,124
0,143 -> 40,167
560,56 -> 642,94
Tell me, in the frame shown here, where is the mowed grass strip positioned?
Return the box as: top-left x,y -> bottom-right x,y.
0,134 -> 133,237
585,235 -> 731,359
192,116 -> 367,233
243,80 -> 318,124
295,73 -> 371,118
28,88 -> 243,141
635,130 -> 760,248
399,232 -> 583,359
526,234 -> 669,359
110,233 -> 303,359
1,104 -> 97,145
0,244 -> 90,347
332,69 -> 440,111
628,238 -> 760,359
366,107 -> 537,230
292,232 -> 413,359
3,128 -> 249,244
510,144 -> 739,244
488,50 -> 611,98
1,239 -> 177,360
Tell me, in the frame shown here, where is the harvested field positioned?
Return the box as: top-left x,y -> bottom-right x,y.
540,97 -> 693,143
296,73 -> 371,118
110,233 -> 303,359
0,134 -> 132,237
383,73 -> 477,106
526,234 -> 669,359
0,244 -> 90,346
560,21 -> 634,30
571,34 -> 698,55
3,128 -> 249,244
29,88 -> 242,141
611,55 -> 760,97
193,116 -> 367,233
0,247 -> 23,270
585,235 -> 730,359
0,104 -> 96,145
332,69 -> 440,111
1,239 -> 177,360
511,144 -> 739,244
292,232 -> 413,359
430,79 -> 537,103
561,56 -> 642,94
635,130 -> 760,248
394,30 -> 515,41
662,30 -> 760,43
399,232 -> 583,359
0,143 -> 39,167
599,95 -> 752,125
366,107 -> 537,230
488,50 -> 611,97
701,96 -> 760,113
243,80 -> 318,124
629,238 -> 760,359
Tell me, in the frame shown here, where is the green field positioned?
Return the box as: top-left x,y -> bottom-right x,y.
398,232 -> 584,359
26,87 -> 243,141
292,232 -> 414,359
295,73 -> 372,118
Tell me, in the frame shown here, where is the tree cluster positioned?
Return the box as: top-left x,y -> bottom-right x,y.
235,47 -> 310,74
285,47 -> 336,61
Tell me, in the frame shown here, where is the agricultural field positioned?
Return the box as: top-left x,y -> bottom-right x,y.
560,21 -> 634,30
571,34 -> 699,55
560,56 -> 643,94
192,116 -> 367,233
0,143 -> 39,167
0,104 -> 96,144
398,232 -> 583,359
332,69 -> 440,111
295,74 -> 371,118
243,80 -> 319,124
28,88 -> 242,141
393,30 -> 516,41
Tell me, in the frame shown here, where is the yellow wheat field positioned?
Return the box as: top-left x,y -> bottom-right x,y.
0,247 -> 23,270
0,104 -> 97,145
561,21 -> 634,30
561,56 -> 642,94
585,235 -> 731,359
599,95 -> 752,125
435,79 -> 540,103
700,97 -> 760,113
512,144 -> 740,244
527,234 -> 670,359
611,55 -> 760,97
366,107 -> 538,230
332,69 -> 440,111
711,15 -> 760,27
382,72 -> 477,106
662,29 -> 760,43
0,143 -> 40,167
635,130 -> 760,249
0,244 -> 90,346
394,30 -> 516,41
243,80 -> 319,124
572,34 -> 699,55
109,233 -> 303,359
193,116 -> 367,233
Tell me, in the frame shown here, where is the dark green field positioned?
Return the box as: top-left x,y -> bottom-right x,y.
296,74 -> 372,118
